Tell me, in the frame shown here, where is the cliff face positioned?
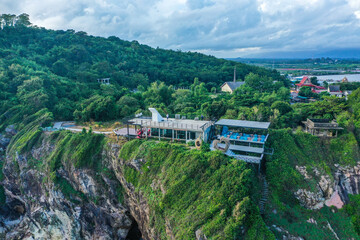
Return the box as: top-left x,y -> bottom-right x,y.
1,127 -> 359,240
107,143 -> 157,240
0,131 -> 133,239
266,130 -> 360,239
295,163 -> 360,209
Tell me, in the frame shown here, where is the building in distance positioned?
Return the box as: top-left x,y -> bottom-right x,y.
221,81 -> 245,94
295,76 -> 325,92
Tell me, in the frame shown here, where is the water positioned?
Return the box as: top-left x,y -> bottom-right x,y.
314,74 -> 360,82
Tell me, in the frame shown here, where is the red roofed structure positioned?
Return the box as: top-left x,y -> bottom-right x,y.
295,76 -> 325,91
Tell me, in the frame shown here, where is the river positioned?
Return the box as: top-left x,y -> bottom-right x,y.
314,74 -> 360,82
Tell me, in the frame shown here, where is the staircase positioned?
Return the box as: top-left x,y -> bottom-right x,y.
259,176 -> 269,215
225,149 -> 236,157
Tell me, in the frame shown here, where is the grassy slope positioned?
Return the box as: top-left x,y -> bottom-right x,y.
266,129 -> 360,239
4,109 -> 124,204
119,140 -> 274,240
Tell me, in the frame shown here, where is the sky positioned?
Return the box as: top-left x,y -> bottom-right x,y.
2,0 -> 360,58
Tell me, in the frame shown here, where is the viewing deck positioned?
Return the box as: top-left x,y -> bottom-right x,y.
210,143 -> 263,164
219,133 -> 269,144
211,118 -> 271,165
216,143 -> 264,154
303,118 -> 343,137
129,118 -> 212,132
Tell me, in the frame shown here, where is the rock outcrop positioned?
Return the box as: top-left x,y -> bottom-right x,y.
108,143 -> 158,240
294,163 -> 360,209
0,130 -> 133,239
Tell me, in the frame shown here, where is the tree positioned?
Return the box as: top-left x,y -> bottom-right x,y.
271,101 -> 292,115
74,95 -> 117,122
201,100 -> 227,120
53,98 -> 75,120
244,73 -> 273,92
299,86 -> 317,98
16,13 -> 31,27
117,95 -> 140,117
323,81 -> 328,89
0,14 -> 16,27
143,81 -> 174,107
310,76 -> 319,85
52,59 -> 70,76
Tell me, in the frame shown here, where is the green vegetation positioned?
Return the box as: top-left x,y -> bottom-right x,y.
0,156 -> 5,205
266,129 -> 360,239
54,176 -> 86,203
6,109 -> 53,155
298,86 -> 318,98
47,130 -> 105,172
267,129 -> 360,202
119,140 -> 274,239
268,204 -> 358,239
344,194 -> 360,235
0,14 -> 285,123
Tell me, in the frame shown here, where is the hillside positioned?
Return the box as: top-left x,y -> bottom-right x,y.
0,16 -> 284,123
265,129 -> 360,239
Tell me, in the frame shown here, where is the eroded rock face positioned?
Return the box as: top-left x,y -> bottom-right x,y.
271,225 -> 305,240
0,136 -> 133,239
294,162 -> 360,209
195,229 -> 208,240
108,144 -> 157,240
294,188 -> 324,210
0,125 -> 17,150
335,163 -> 360,201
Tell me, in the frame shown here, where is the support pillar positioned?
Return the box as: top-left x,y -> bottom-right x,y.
158,128 -> 161,141
258,159 -> 261,173
127,123 -> 130,141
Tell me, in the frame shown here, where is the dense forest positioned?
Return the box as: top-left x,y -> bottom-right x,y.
0,13 -> 285,124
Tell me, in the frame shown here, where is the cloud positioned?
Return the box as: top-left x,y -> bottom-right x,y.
2,0 -> 360,58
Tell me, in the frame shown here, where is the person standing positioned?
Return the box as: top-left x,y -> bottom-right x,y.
166,113 -> 169,121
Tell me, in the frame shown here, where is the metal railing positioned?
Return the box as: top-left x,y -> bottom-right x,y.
137,120 -> 204,131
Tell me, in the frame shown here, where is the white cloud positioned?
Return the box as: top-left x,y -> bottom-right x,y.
1,0 -> 360,57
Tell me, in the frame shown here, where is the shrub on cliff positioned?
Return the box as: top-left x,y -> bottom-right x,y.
119,140 -> 274,239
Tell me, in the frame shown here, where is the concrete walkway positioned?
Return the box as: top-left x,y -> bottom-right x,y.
113,128 -> 137,136
53,122 -> 113,135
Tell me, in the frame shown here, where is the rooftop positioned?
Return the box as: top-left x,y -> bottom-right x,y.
303,118 -> 343,130
222,81 -> 245,91
215,119 -> 270,130
328,85 -> 341,92
129,117 -> 212,132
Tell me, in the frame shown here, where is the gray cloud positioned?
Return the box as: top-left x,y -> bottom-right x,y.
2,0 -> 360,58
